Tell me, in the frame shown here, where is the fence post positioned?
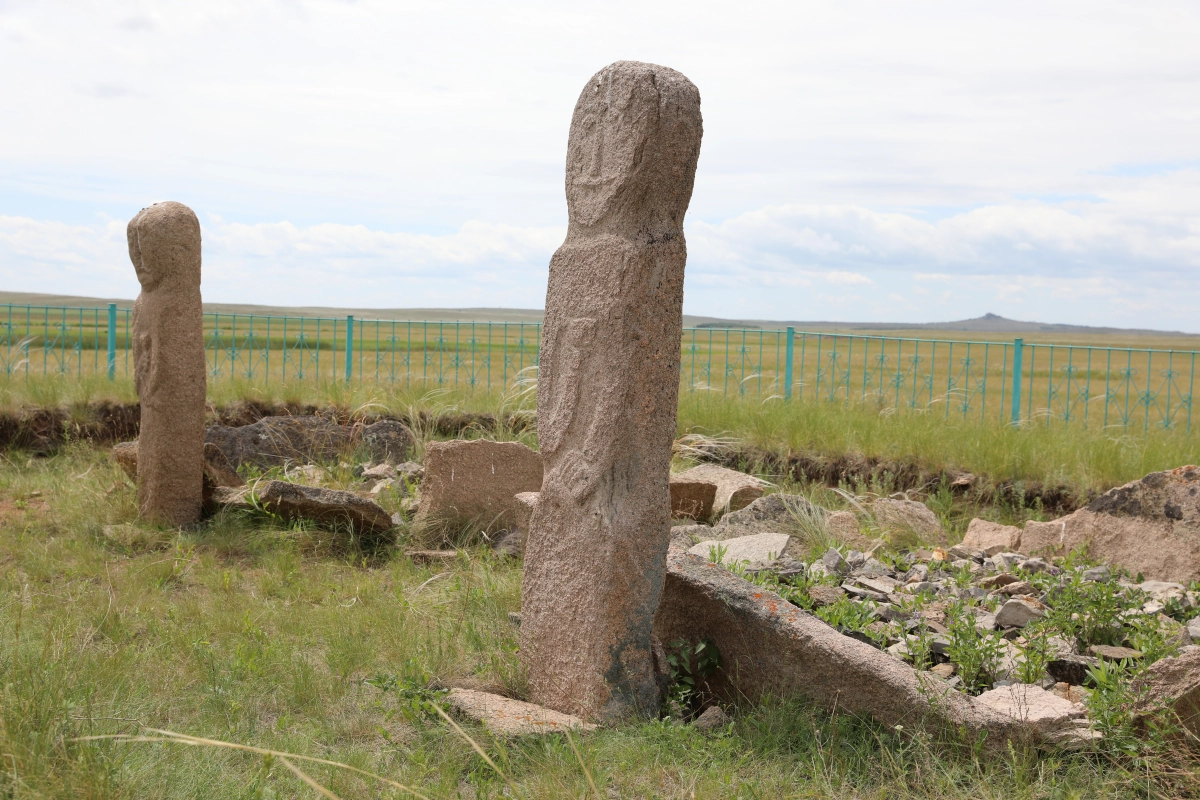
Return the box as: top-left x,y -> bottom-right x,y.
106,303 -> 117,381
345,316 -> 354,384
784,327 -> 795,401
1010,338 -> 1023,426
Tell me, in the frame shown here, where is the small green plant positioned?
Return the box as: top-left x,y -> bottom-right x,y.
1127,615 -> 1183,663
1043,570 -> 1131,649
665,638 -> 721,718
706,542 -> 729,564
815,597 -> 877,635
364,659 -> 448,725
1085,658 -> 1145,757
945,602 -> 1005,693
1013,626 -> 1053,685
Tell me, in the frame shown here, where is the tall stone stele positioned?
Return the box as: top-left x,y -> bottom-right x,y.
128,201 -> 207,525
521,61 -> 703,722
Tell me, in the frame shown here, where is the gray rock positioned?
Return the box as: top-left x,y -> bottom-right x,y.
1088,644 -> 1143,661
1082,565 -> 1112,582
806,584 -> 846,607
960,519 -> 1021,556
857,557 -> 890,577
948,544 -> 986,563
362,462 -> 397,480
1018,557 -> 1054,574
713,493 -> 815,537
992,552 -> 1024,572
974,685 -> 1093,745
416,439 -> 543,532
842,583 -> 888,602
822,547 -> 849,575
673,463 -> 767,515
903,564 -> 930,583
995,596 -> 1047,628
691,705 -> 730,732
492,529 -> 523,558
1133,648 -> 1200,737
856,576 -> 901,594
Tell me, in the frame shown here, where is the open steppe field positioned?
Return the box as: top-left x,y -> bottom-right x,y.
2,407 -> 1197,798
7,296 -> 1200,440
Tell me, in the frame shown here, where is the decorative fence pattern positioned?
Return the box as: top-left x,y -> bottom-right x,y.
2,304 -> 1196,434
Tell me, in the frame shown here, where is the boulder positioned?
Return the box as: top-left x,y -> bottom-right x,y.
653,547 -> 1062,748
688,532 -> 795,567
973,685 -> 1093,745
673,463 -> 766,514
253,480 -> 393,539
827,510 -> 872,550
445,688 -> 596,737
204,416 -> 415,470
1021,466 -> 1200,582
961,519 -> 1022,556
415,440 -> 543,532
711,494 -> 813,538
691,705 -> 730,732
995,596 -> 1047,628
669,477 -> 717,520
871,498 -> 944,542
1134,648 -> 1200,736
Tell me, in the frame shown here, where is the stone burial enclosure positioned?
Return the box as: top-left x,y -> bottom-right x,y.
112,64 -> 1200,751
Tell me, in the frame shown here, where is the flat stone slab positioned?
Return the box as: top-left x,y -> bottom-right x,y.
217,480 -> 393,540
689,532 -> 792,567
974,684 -> 1096,746
445,688 -> 597,737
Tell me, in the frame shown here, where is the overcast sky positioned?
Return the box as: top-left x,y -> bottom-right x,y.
2,1 -> 1198,328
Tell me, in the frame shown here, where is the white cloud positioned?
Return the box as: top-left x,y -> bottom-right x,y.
0,0 -> 1197,328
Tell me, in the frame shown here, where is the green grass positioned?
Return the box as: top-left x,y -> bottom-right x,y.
1,443 -> 1197,798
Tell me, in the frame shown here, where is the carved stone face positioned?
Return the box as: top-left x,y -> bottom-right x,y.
564,66 -> 659,228
127,202 -> 201,294
563,62 -> 702,237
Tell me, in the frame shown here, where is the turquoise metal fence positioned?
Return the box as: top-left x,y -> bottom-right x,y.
1,303 -> 1195,435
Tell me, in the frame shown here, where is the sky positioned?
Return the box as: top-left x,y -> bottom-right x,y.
1,0 -> 1199,329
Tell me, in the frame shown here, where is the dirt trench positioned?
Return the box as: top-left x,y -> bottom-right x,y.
0,401 -> 1085,514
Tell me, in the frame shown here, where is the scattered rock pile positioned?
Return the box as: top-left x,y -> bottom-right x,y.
681,520 -> 1200,719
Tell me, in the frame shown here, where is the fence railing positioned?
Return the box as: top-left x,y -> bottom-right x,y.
1,304 -> 1195,434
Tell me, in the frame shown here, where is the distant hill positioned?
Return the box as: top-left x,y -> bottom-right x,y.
0,292 -> 1191,338
730,312 -> 1197,338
